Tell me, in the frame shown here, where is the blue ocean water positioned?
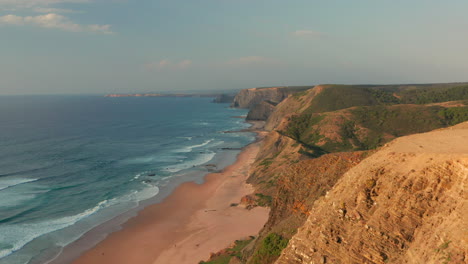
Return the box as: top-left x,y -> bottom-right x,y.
0,95 -> 253,264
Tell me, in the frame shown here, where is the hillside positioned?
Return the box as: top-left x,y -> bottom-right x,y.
231,86 -> 311,110
202,83 -> 468,264
267,84 -> 468,157
276,122 -> 468,264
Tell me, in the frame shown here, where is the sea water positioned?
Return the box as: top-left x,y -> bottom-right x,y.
0,95 -> 253,264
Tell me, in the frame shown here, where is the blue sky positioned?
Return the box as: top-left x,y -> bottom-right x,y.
1,0 -> 468,95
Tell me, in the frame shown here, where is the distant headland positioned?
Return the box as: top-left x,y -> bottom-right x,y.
105,93 -> 216,98
104,93 -> 236,103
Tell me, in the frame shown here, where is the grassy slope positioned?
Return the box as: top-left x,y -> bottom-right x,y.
282,84 -> 468,156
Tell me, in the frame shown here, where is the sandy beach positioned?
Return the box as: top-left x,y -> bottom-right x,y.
71,132 -> 269,264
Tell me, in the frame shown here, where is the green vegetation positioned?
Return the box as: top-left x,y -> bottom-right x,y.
435,240 -> 452,264
282,103 -> 468,155
438,107 -> 468,125
283,85 -> 468,153
350,104 -> 445,136
250,233 -> 289,264
436,240 -> 451,253
299,84 -> 468,114
281,114 -> 327,157
255,193 -> 273,207
369,88 -> 401,104
303,85 -> 399,114
283,114 -> 323,141
199,238 -> 255,264
331,104 -> 458,151
399,85 -> 468,104
292,90 -> 309,99
259,158 -> 274,168
298,145 -> 327,158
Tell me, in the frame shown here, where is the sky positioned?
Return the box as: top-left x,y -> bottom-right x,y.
1,0 -> 468,95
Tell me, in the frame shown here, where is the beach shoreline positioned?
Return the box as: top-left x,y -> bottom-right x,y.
54,121 -> 268,264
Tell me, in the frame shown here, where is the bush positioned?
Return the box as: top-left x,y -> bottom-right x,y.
250,233 -> 289,264
255,193 -> 273,207
303,85 -> 399,114
200,238 -> 255,264
399,85 -> 468,104
438,107 -> 468,125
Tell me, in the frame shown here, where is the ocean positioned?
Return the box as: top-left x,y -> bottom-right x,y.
0,95 -> 253,264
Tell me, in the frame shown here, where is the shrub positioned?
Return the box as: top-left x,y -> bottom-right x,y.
399,85 -> 468,104
250,233 -> 289,264
438,107 -> 468,125
255,193 -> 273,207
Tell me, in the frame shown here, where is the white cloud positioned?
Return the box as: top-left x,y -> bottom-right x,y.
0,0 -> 112,34
292,30 -> 324,38
0,14 -> 24,24
0,13 -> 113,34
227,56 -> 275,65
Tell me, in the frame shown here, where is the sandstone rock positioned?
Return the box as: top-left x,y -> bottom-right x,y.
246,100 -> 277,121
275,122 -> 468,264
240,194 -> 257,209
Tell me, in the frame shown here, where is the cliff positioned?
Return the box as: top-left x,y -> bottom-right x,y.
212,94 -> 236,103
246,101 -> 277,121
231,87 -> 311,109
204,83 -> 468,264
276,122 -> 468,264
245,84 -> 468,263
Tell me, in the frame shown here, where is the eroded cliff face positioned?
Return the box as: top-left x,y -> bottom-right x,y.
231,87 -> 311,109
213,94 -> 236,103
259,152 -> 367,234
264,85 -> 326,131
247,101 -> 277,121
275,123 -> 468,264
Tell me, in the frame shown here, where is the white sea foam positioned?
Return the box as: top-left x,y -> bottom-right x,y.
132,171 -> 149,181
0,178 -> 43,208
196,122 -> 210,126
0,177 -> 38,191
174,139 -> 214,153
137,185 -> 160,200
0,184 -> 160,259
165,151 -> 216,173
0,199 -> 109,258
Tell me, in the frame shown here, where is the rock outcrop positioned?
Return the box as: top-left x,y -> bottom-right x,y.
275,122 -> 468,264
246,101 -> 277,121
213,94 -> 236,103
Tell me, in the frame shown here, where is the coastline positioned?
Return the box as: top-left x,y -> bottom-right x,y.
56,121 -> 268,264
